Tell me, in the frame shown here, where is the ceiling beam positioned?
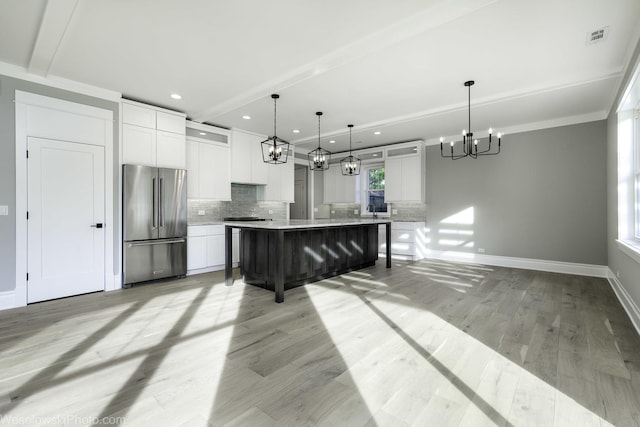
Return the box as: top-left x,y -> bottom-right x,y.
190,0 -> 497,122
28,0 -> 79,77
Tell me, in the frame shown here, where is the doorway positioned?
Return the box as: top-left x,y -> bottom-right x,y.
14,91 -> 115,309
290,164 -> 308,219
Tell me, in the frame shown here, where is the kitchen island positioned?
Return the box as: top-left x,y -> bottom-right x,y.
225,219 -> 391,302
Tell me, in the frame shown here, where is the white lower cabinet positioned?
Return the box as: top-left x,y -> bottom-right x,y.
378,221 -> 426,260
187,225 -> 239,274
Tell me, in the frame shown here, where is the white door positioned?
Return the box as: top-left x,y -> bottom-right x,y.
27,137 -> 105,303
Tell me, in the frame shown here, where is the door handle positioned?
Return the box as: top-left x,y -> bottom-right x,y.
90,223 -> 104,228
159,177 -> 164,228
152,177 -> 157,229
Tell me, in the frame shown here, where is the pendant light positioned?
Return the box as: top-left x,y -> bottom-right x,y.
308,112 -> 331,171
340,124 -> 361,176
261,94 -> 290,164
440,80 -> 502,160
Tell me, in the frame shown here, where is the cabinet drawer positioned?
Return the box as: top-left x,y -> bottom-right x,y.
391,230 -> 415,243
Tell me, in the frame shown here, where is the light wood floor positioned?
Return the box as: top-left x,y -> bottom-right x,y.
1,259 -> 639,426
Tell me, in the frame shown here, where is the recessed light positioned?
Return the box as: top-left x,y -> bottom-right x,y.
199,132 -> 207,136
292,129 -> 300,133
242,115 -> 251,120
329,140 -> 336,144
170,93 -> 182,100
374,131 -> 381,135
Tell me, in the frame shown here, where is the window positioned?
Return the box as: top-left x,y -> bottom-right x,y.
361,164 -> 388,216
635,110 -> 640,240
616,60 -> 640,263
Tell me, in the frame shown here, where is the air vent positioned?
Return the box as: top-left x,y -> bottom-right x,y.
586,26 -> 609,45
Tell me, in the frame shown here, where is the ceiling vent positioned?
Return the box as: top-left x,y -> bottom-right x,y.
586,26 -> 609,45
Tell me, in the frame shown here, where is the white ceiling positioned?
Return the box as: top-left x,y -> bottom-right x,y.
1,0 -> 639,154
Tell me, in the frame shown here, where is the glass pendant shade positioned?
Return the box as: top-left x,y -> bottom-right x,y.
308,111 -> 331,171
261,94 -> 290,164
340,124 -> 361,176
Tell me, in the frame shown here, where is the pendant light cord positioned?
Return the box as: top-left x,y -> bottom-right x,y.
468,83 -> 471,135
317,113 -> 322,148
273,97 -> 277,137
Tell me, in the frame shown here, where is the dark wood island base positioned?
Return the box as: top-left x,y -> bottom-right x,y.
225,220 -> 391,302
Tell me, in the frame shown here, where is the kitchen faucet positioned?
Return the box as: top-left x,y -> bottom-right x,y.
368,204 -> 378,219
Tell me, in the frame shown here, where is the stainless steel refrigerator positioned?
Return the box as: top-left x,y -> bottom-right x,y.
123,164 -> 187,286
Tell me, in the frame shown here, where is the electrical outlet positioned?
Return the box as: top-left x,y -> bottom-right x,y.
197,210 -> 205,216
314,207 -> 318,212
268,210 -> 273,214
477,248 -> 485,253
331,210 -> 335,214
0,205 -> 8,216
392,209 -> 398,215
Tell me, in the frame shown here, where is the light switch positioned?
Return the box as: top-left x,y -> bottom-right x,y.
0,205 -> 8,216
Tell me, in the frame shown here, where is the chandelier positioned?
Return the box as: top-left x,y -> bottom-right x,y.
440,80 -> 502,160
340,124 -> 361,176
308,111 -> 331,171
260,94 -> 290,164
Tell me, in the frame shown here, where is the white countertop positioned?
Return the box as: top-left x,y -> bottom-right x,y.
223,219 -> 391,229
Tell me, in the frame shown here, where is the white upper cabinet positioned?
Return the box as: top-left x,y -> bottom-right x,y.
230,129 -> 268,185
185,122 -> 231,200
323,165 -> 359,204
157,130 -> 186,168
259,146 -> 295,202
121,100 -> 186,169
122,124 -> 156,166
122,102 -> 156,128
156,111 -> 186,134
384,143 -> 425,203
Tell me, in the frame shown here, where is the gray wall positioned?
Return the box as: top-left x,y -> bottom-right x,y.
425,121 -> 607,265
607,40 -> 640,312
0,74 -> 119,293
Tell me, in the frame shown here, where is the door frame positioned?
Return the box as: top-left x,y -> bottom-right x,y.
15,91 -> 115,308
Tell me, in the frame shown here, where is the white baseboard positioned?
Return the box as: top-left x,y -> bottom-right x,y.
607,268 -> 640,336
425,250 -> 609,278
0,291 -> 17,311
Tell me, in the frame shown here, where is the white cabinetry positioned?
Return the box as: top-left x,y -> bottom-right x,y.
186,122 -> 231,200
323,166 -> 359,204
230,129 -> 268,185
122,100 -> 186,169
259,147 -> 295,202
384,144 -> 424,203
187,225 -> 239,274
379,221 -> 426,260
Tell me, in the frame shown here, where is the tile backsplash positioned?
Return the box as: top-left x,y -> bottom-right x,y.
329,202 -> 427,222
189,184 -> 426,223
188,184 -> 288,224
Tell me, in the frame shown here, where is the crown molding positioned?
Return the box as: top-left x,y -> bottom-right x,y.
0,61 -> 121,102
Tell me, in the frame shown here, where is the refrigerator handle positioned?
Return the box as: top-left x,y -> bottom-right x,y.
159,176 -> 164,228
152,177 -> 157,229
